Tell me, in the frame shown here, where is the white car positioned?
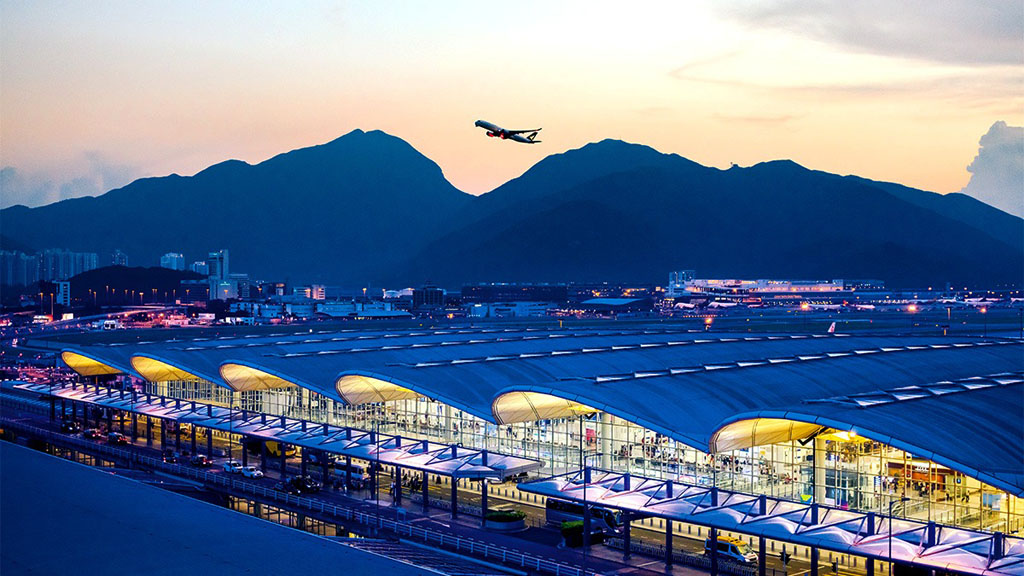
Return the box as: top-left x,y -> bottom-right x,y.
241,465 -> 264,479
222,460 -> 243,473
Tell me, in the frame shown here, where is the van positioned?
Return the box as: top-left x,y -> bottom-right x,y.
333,462 -> 370,489
545,498 -> 622,533
704,535 -> 757,564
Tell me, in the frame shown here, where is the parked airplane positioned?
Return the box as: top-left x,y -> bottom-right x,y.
475,120 -> 541,144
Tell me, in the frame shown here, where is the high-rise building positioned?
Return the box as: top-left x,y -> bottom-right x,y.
310,284 -> 326,300
38,249 -> 98,281
412,283 -> 445,311
0,251 -> 40,286
160,252 -> 185,271
208,249 -> 229,279
190,261 -> 209,275
55,281 -> 71,307
111,249 -> 127,266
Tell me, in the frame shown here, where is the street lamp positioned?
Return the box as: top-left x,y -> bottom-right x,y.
888,497 -> 910,576
980,307 -> 988,338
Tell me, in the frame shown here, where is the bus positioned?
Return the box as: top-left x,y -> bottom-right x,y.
545,498 -> 622,533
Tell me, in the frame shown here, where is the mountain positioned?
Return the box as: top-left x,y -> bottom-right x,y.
0,130 -> 471,283
64,266 -> 203,305
402,141 -> 1023,288
3,134 -> 1022,289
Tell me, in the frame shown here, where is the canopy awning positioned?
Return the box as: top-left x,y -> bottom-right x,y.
24,381 -> 542,480
519,468 -> 1024,576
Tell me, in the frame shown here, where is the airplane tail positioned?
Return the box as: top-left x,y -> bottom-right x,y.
527,131 -> 539,142
827,322 -> 836,334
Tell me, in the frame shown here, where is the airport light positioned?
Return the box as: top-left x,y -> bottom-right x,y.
800,302 -> 810,311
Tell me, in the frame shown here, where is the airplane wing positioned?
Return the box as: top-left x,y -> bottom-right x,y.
507,128 -> 541,135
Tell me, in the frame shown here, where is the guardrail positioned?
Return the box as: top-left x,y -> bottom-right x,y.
1,418 -> 599,576
408,492 -> 483,517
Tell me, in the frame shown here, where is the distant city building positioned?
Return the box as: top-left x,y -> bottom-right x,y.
207,249 -> 230,299
412,283 -> 445,312
179,279 -> 210,303
208,249 -> 229,279
190,261 -> 209,275
667,270 -> 695,297
0,251 -> 40,286
465,301 -> 556,318
38,249 -> 98,281
111,249 -> 127,267
227,273 -> 251,299
55,281 -> 71,307
160,252 -> 185,271
461,283 -> 568,303
665,270 -> 887,305
310,284 -> 326,300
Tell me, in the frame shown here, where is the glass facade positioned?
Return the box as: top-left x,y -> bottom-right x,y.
140,377 -> 1021,535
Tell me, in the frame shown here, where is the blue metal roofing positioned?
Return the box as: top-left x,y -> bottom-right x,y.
58,328 -> 1024,495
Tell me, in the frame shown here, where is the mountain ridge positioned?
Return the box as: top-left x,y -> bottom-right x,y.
2,130 -> 1021,288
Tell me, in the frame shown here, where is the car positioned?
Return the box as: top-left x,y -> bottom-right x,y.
107,432 -> 129,445
60,420 -> 82,434
276,475 -> 322,495
162,449 -> 180,463
190,455 -> 211,467
222,460 -> 243,473
241,465 -> 263,479
83,428 -> 104,440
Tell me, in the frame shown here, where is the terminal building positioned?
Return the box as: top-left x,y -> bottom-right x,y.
49,325 -> 1024,573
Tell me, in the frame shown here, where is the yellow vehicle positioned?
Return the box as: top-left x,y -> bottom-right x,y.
264,441 -> 297,458
704,535 -> 757,564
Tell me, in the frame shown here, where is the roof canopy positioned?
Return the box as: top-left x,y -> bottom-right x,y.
54,326 -> 1024,494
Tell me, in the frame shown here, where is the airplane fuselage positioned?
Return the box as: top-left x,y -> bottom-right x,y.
475,120 -> 541,144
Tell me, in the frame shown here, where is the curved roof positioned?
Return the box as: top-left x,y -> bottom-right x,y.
56,327 -> 1024,494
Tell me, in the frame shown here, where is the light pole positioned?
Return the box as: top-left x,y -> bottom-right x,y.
980,307 -> 988,337
888,497 -> 910,576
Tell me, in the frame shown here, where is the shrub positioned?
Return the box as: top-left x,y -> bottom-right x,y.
485,509 -> 527,523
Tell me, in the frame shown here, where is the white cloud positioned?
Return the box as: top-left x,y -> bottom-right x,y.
960,121 -> 1024,217
0,152 -> 138,208
716,0 -> 1023,66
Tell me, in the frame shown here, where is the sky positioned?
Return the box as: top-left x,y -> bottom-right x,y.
1,1 -> 1022,213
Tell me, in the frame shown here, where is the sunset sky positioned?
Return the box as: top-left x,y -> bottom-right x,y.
2,1 -> 1021,210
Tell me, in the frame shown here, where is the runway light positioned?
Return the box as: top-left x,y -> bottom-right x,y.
704,317 -> 713,325
907,304 -> 918,313
800,302 -> 810,311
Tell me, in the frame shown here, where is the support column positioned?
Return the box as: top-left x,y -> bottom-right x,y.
260,441 -> 268,473
131,412 -> 138,441
710,527 -> 720,576
421,470 -> 429,512
280,443 -> 287,476
345,456 -> 352,489
301,450 -> 308,476
146,417 -> 153,447
479,480 -> 487,522
206,428 -> 213,456
600,412 -> 612,469
394,465 -> 402,507
759,495 -> 768,576
583,467 -> 592,548
622,511 -> 632,560
175,422 -> 181,450
814,436 -> 827,505
191,425 -> 197,454
866,513 -> 876,576
241,438 -> 248,466
710,487 -> 720,576
810,503 -> 820,576
106,409 -> 112,431
451,477 -> 459,518
666,480 -> 675,567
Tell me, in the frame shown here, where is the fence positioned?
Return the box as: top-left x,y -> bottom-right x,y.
1,418 -> 598,576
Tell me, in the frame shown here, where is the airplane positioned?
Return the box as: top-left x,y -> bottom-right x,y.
475,120 -> 541,144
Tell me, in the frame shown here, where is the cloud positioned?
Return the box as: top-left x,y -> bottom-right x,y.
960,121 -> 1024,217
1,153 -> 139,208
715,0 -> 1023,66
